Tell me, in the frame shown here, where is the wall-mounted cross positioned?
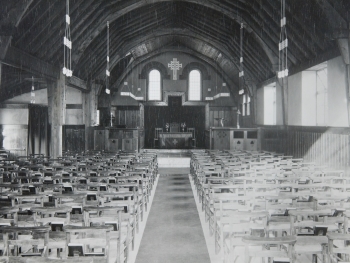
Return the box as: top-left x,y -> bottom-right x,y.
168,58 -> 182,80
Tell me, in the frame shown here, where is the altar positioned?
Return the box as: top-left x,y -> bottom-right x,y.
159,132 -> 192,149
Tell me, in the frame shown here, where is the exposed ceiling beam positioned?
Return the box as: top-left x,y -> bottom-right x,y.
70,0 -> 284,72
0,46 -> 88,94
96,28 -> 237,79
0,0 -> 33,59
1,46 -> 59,80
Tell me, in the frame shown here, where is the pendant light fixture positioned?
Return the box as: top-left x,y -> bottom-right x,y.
30,76 -> 35,104
63,0 -> 72,77
106,21 -> 110,94
239,20 -> 245,95
278,0 -> 288,78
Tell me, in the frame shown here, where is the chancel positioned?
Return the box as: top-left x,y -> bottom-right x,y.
1,1 -> 350,263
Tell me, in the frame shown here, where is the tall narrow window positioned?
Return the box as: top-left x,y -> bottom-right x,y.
242,95 -> 246,116
301,62 -> 328,126
242,94 -> 251,116
148,69 -> 161,101
189,70 -> 201,101
264,84 -> 276,125
246,95 -> 251,116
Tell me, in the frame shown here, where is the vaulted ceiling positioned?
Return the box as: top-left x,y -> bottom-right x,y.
0,0 -> 348,102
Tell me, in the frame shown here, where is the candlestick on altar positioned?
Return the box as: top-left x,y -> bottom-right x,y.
215,118 -> 225,127
236,109 -> 241,129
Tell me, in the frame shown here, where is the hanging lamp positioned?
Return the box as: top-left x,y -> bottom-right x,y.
105,21 -> 110,94
30,76 -> 35,104
238,21 -> 245,94
63,0 -> 72,77
278,0 -> 288,78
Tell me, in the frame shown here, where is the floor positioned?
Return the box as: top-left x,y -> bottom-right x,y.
135,168 -> 210,263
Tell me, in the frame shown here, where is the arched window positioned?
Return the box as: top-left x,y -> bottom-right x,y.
188,70 -> 201,101
148,69 -> 161,101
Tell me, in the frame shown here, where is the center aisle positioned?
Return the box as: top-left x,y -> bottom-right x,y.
135,168 -> 210,263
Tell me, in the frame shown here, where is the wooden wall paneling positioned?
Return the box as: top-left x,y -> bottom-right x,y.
317,133 -> 321,164
296,131 -> 300,159
303,132 -> 307,160
329,134 -> 334,167
140,104 -> 144,128
342,135 -> 346,167
213,110 -> 219,127
318,133 -> 322,164
94,129 -> 106,151
340,135 -> 344,167
219,110 -> 224,120
288,130 -> 292,157
125,110 -> 132,128
296,131 -> 299,158
332,134 -> 336,167
119,110 -> 126,126
63,126 -> 85,154
310,133 -> 313,161
341,135 -> 345,168
127,111 -> 133,128
205,104 -> 210,130
330,134 -> 334,167
309,133 -> 314,162
316,132 -> 320,163
304,132 -> 308,161
297,131 -> 300,158
337,134 -> 341,168
209,110 -> 214,127
336,134 -> 339,167
321,133 -> 324,164
323,133 -> 327,165
346,135 -> 348,168
345,135 -> 350,167
300,132 -> 304,160
331,134 -> 335,167
311,133 -> 315,163
288,130 -> 292,156
261,127 -> 350,168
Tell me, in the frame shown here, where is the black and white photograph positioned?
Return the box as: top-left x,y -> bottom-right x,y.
0,0 -> 350,262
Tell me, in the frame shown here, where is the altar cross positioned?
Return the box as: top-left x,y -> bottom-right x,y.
168,58 -> 182,80
172,139 -> 179,146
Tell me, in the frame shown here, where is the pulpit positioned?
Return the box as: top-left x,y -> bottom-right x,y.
93,127 -> 144,152
207,127 -> 261,151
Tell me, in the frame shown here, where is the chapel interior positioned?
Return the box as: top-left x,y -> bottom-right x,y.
0,1 -> 350,263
